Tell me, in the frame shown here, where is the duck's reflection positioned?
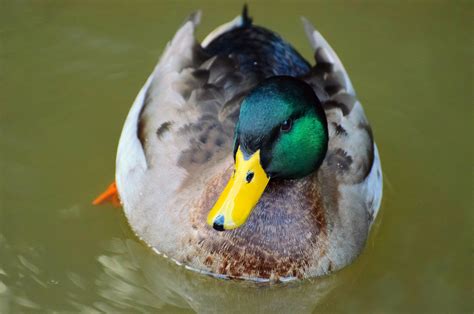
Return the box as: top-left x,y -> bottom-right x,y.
95,234 -> 358,313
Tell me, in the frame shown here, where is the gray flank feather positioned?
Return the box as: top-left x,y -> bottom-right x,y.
301,17 -> 355,95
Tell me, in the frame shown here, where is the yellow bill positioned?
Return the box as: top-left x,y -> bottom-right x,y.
207,147 -> 270,231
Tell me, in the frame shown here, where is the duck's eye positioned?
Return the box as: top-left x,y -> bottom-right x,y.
280,119 -> 292,132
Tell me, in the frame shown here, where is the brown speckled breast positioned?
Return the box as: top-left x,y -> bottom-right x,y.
187,165 -> 330,280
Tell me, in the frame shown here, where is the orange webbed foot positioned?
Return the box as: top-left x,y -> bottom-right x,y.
93,181 -> 121,207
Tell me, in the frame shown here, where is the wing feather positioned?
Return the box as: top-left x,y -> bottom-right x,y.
301,18 -> 382,228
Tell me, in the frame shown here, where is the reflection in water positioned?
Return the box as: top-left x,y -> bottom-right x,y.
94,237 -> 341,313
0,222 -> 373,313
0,234 -> 42,312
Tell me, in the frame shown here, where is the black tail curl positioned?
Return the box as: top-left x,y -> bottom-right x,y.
242,4 -> 252,27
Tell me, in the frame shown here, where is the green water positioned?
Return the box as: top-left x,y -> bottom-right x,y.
1,1 -> 472,312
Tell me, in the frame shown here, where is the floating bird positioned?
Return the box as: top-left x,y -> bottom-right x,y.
94,6 -> 383,282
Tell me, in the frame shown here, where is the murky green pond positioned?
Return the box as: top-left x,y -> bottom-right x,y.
1,1 -> 472,312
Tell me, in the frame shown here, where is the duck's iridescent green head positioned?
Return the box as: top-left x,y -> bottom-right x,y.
236,76 -> 328,179
207,76 -> 328,231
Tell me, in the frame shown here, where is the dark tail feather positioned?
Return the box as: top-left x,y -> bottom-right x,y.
242,4 -> 252,27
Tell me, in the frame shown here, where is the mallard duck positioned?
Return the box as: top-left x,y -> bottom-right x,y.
95,7 -> 382,282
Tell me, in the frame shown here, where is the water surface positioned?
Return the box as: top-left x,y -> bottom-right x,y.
1,1 -> 472,312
